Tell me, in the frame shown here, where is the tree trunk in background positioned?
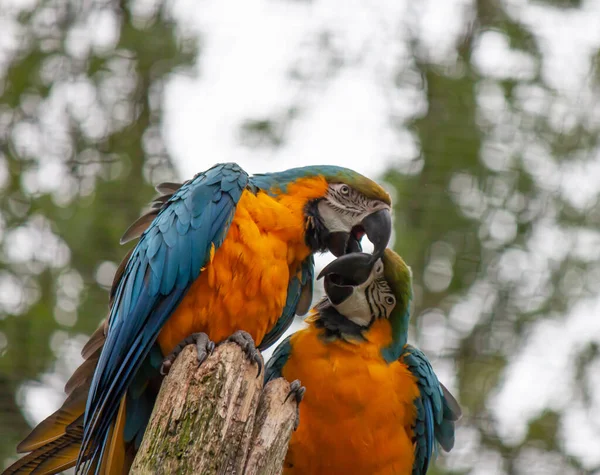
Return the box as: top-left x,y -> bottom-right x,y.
130,344 -> 297,475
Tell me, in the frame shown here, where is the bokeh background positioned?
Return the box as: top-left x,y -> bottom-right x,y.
1,0 -> 600,473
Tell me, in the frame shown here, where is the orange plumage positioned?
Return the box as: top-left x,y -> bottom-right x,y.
281,319 -> 420,475
157,176 -> 328,354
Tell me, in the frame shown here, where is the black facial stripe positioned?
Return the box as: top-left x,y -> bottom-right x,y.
365,278 -> 394,320
378,280 -> 392,295
328,201 -> 361,216
355,194 -> 367,206
366,282 -> 386,320
328,188 -> 369,214
365,283 -> 377,320
378,281 -> 395,317
373,284 -> 386,318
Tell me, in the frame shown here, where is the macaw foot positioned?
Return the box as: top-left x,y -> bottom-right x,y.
160,332 -> 215,376
284,379 -> 306,431
224,330 -> 263,377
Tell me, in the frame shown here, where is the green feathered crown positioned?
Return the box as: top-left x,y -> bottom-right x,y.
381,248 -> 413,362
250,165 -> 391,204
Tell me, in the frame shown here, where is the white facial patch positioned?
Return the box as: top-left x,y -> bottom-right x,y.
333,289 -> 375,327
317,200 -> 356,233
317,184 -> 391,234
331,258 -> 395,327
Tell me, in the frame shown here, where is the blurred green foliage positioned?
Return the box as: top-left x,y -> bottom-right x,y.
386,1 -> 600,473
0,0 -> 195,464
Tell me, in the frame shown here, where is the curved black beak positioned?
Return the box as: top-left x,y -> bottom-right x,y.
325,208 -> 392,258
360,208 -> 392,259
326,232 -> 363,257
318,252 -> 377,305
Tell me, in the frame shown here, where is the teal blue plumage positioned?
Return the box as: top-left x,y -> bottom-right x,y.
264,335 -> 292,383
403,345 -> 459,474
122,345 -> 163,449
260,259 -> 313,350
251,166 -> 365,194
79,163 -> 249,472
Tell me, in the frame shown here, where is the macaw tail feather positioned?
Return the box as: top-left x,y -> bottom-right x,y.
2,322 -> 106,475
3,413 -> 83,475
97,398 -> 130,475
16,387 -> 87,454
4,435 -> 80,474
3,398 -> 131,475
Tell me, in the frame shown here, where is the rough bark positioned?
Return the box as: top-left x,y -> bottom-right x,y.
244,378 -> 297,475
130,343 -> 297,475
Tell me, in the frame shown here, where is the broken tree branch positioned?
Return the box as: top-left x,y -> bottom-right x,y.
130,343 -> 297,475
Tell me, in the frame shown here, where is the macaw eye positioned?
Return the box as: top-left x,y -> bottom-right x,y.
340,185 -> 350,195
375,262 -> 384,274
385,295 -> 395,306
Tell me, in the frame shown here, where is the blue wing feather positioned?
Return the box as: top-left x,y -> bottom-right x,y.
264,335 -> 293,384
78,163 -> 249,473
403,345 -> 458,475
258,256 -> 314,351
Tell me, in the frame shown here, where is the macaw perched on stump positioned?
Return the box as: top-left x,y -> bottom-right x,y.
266,249 -> 461,475
4,163 -> 393,475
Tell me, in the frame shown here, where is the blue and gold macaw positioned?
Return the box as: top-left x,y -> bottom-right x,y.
266,249 -> 461,475
4,163 -> 393,475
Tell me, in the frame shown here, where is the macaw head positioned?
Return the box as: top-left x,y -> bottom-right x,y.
317,248 -> 412,360
251,165 -> 393,259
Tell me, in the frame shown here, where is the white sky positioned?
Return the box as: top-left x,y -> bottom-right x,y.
164,0 -> 409,179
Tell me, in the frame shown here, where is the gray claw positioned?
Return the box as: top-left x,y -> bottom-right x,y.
198,338 -> 216,366
161,332 -> 215,376
285,379 -> 305,431
225,330 -> 263,377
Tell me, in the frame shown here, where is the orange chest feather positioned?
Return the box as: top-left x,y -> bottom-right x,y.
157,179 -> 327,355
282,325 -> 420,475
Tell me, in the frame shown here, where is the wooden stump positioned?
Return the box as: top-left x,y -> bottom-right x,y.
244,378 -> 297,475
130,343 -> 297,475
